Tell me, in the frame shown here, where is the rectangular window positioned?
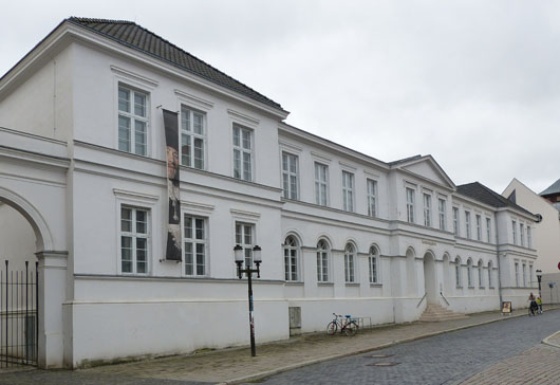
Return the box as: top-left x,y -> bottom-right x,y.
512,220 -> 517,245
282,152 -> 299,200
453,207 -> 459,236
515,261 -> 520,287
120,206 -> 149,274
314,163 -> 328,206
476,215 -> 482,241
180,106 -> 206,169
118,85 -> 149,155
520,223 -> 525,247
406,188 -> 415,223
438,198 -> 446,231
367,179 -> 377,217
184,215 -> 207,276
486,217 -> 492,243
522,263 -> 527,287
369,252 -> 378,284
342,171 -> 355,212
233,125 -> 253,181
465,211 -> 471,239
423,193 -> 432,227
235,222 -> 255,267
527,226 -> 532,248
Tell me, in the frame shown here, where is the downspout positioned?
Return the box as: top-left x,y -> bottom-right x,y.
495,217 -> 504,308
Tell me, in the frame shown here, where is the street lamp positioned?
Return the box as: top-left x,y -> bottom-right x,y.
234,244 -> 262,357
536,269 -> 542,298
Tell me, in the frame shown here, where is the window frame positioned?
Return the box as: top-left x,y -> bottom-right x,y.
406,187 -> 415,223
316,239 -> 330,283
282,152 -> 299,200
180,105 -> 206,170
314,163 -> 329,206
367,179 -> 378,217
344,243 -> 356,283
465,211 -> 471,239
118,84 -> 150,156
283,235 -> 300,282
342,171 -> 355,212
183,214 -> 208,277
120,205 -> 150,275
235,221 -> 256,267
423,193 -> 432,227
232,124 -> 254,182
438,198 -> 446,231
368,246 -> 379,284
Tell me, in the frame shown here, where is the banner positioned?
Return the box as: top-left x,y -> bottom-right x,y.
163,109 -> 182,261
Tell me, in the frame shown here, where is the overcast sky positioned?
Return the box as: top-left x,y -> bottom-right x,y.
2,0 -> 559,194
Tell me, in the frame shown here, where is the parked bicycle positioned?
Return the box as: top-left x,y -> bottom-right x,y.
326,313 -> 359,336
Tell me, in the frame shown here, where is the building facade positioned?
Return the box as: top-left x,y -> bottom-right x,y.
0,18 -> 538,368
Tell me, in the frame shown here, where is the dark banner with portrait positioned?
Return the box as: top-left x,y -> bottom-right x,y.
163,109 -> 182,261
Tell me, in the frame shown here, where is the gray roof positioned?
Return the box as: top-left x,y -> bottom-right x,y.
540,178 -> 560,197
456,182 -> 535,217
66,17 -> 283,111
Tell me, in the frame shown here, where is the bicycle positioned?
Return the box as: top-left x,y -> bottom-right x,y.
326,313 -> 359,336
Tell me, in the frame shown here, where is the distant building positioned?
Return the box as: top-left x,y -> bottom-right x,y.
0,18 -> 538,369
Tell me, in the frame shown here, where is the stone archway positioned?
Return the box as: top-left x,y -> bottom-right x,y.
423,252 -> 438,304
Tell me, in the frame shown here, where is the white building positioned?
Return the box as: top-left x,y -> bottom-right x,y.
0,18 -> 538,369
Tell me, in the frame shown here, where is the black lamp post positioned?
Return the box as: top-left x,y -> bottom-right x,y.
234,244 -> 262,357
536,269 -> 542,298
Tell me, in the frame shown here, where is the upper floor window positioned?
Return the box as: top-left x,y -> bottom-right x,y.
282,153 -> 299,200
316,239 -> 330,282
118,85 -> 149,155
120,206 -> 150,274
486,217 -> 492,243
512,220 -> 517,245
438,198 -> 446,231
423,193 -> 432,227
406,187 -> 415,223
453,207 -> 459,236
233,125 -> 253,181
284,235 -> 300,281
520,223 -> 525,247
465,211 -> 471,239
367,179 -> 378,217
344,243 -> 356,283
235,222 -> 256,267
315,163 -> 329,206
369,246 -> 379,284
180,106 -> 206,169
476,215 -> 482,241
342,171 -> 355,212
527,226 -> 532,248
184,215 -> 207,276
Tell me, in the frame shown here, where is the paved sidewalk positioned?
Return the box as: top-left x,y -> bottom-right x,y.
1,308 -> 558,385
83,308 -> 560,384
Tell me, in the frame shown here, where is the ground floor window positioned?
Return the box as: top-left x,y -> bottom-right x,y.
184,215 -> 207,276
120,206 -> 149,274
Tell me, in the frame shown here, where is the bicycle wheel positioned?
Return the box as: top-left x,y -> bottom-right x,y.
344,321 -> 358,336
326,321 -> 338,335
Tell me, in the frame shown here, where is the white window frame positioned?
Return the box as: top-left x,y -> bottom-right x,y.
438,198 -> 446,231
478,260 -> 484,288
527,226 -> 532,248
406,187 -> 415,223
522,263 -> 527,287
282,152 -> 299,200
488,261 -> 493,288
367,179 -> 378,217
316,239 -> 330,282
515,261 -> 520,287
180,106 -> 206,169
183,214 -> 208,277
423,193 -> 432,227
520,223 -> 525,247
314,163 -> 329,206
455,257 -> 462,288
465,211 -> 471,239
512,220 -> 517,245
118,84 -> 149,156
120,206 -> 150,275
369,246 -> 379,284
476,214 -> 482,241
233,124 -> 253,181
344,243 -> 356,283
284,235 -> 300,281
467,259 -> 473,288
453,207 -> 460,236
486,217 -> 492,243
235,222 -> 256,267
342,171 -> 355,212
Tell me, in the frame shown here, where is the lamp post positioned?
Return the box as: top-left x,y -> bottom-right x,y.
234,244 -> 262,357
536,269 -> 542,298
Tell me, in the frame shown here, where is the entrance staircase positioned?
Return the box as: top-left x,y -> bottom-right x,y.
418,303 -> 468,322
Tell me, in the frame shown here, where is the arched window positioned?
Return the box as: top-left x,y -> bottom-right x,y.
316,239 -> 330,282
344,243 -> 356,283
283,236 -> 299,281
455,257 -> 462,288
487,261 -> 493,288
478,260 -> 484,288
467,259 -> 473,288
369,246 -> 379,283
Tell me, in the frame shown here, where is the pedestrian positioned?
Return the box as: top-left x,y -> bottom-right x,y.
536,296 -> 543,314
528,292 -> 538,315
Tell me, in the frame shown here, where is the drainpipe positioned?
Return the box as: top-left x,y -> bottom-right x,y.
496,252 -> 504,308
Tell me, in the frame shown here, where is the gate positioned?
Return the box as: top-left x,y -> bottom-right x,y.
0,260 -> 38,368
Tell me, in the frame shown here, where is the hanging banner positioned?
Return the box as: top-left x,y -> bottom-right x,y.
163,109 -> 182,261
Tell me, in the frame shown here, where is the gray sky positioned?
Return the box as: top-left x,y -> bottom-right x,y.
2,0 -> 559,194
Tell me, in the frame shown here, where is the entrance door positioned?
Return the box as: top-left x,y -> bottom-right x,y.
423,253 -> 437,304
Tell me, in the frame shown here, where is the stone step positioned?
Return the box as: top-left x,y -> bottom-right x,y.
419,304 -> 468,322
